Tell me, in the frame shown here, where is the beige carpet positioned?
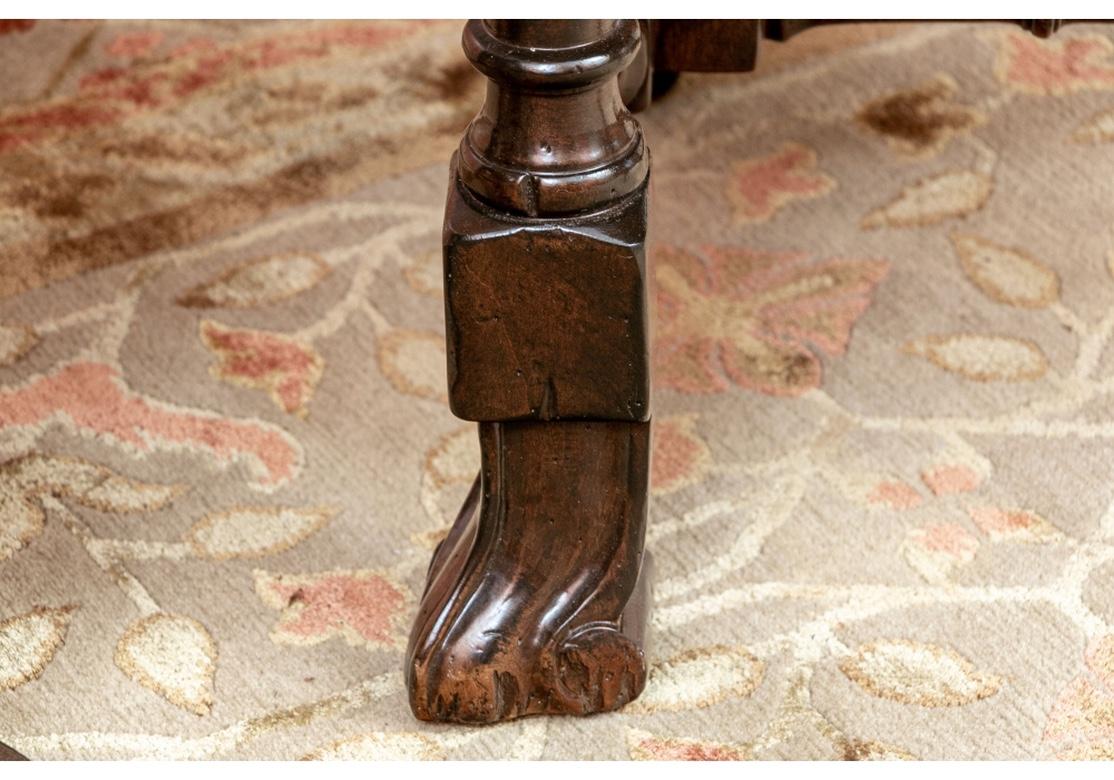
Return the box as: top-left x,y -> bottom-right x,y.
4,19 -> 1114,760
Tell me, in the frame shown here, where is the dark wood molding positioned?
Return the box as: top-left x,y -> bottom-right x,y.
456,19 -> 647,217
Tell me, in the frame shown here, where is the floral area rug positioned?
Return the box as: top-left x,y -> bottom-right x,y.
4,19 -> 1114,760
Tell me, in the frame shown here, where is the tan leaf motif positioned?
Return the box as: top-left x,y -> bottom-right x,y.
839,738 -> 917,760
0,324 -> 37,367
969,506 -> 1064,543
186,505 -> 337,560
904,334 -> 1048,382
177,252 -> 330,308
856,74 -> 985,158
403,251 -> 443,296
423,426 -> 478,490
951,234 -> 1059,308
0,480 -> 47,564
627,728 -> 749,761
631,645 -> 764,713
377,329 -> 446,401
1073,107 -> 1114,144
115,613 -> 217,716
840,639 -> 1000,706
1,453 -> 185,562
0,606 -> 75,690
862,171 -> 992,229
302,732 -> 444,760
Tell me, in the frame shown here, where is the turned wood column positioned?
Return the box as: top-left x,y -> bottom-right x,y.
406,19 -> 653,724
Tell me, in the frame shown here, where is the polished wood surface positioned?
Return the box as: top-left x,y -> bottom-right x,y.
406,19 -> 653,724
456,19 -> 647,216
0,742 -> 27,761
407,421 -> 650,722
443,182 -> 649,422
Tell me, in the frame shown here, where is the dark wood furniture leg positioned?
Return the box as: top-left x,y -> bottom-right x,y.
406,19 -> 653,724
0,741 -> 27,761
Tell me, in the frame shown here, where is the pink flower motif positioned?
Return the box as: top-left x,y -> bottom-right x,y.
254,570 -> 409,649
997,31 -> 1114,94
868,480 -> 923,510
106,31 -> 164,59
918,522 -> 979,557
0,21 -> 425,153
168,36 -> 218,58
727,142 -> 835,223
654,244 -> 889,396
968,506 -> 1062,543
903,522 -> 979,583
969,507 -> 1032,535
921,464 -> 982,496
1043,635 -> 1114,758
651,415 -> 711,495
201,320 -> 323,417
0,361 -> 300,490
630,735 -> 746,761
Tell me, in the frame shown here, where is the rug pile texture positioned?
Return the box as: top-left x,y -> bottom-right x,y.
4,19 -> 1114,760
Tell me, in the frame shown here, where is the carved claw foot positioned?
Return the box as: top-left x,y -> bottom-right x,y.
406,420 -> 651,724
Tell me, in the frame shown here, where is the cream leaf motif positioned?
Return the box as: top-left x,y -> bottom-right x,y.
376,329 -> 447,401
1074,107 -> 1114,144
0,453 -> 185,562
952,234 -> 1059,308
115,613 -> 217,716
186,505 -> 336,560
627,728 -> 749,761
0,324 -> 37,367
178,252 -> 330,308
905,334 -> 1048,382
423,426 -> 478,490
862,171 -> 993,229
630,645 -> 765,713
0,606 -> 75,690
302,732 -> 444,760
840,639 -> 1001,707
839,738 -> 917,760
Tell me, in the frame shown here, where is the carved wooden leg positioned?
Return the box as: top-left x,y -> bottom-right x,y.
405,19 -> 653,724
0,741 -> 27,761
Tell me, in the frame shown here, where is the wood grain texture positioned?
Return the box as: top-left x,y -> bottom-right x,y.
406,421 -> 651,723
406,19 -> 654,724
0,742 -> 28,761
654,20 -> 760,72
444,174 -> 650,422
